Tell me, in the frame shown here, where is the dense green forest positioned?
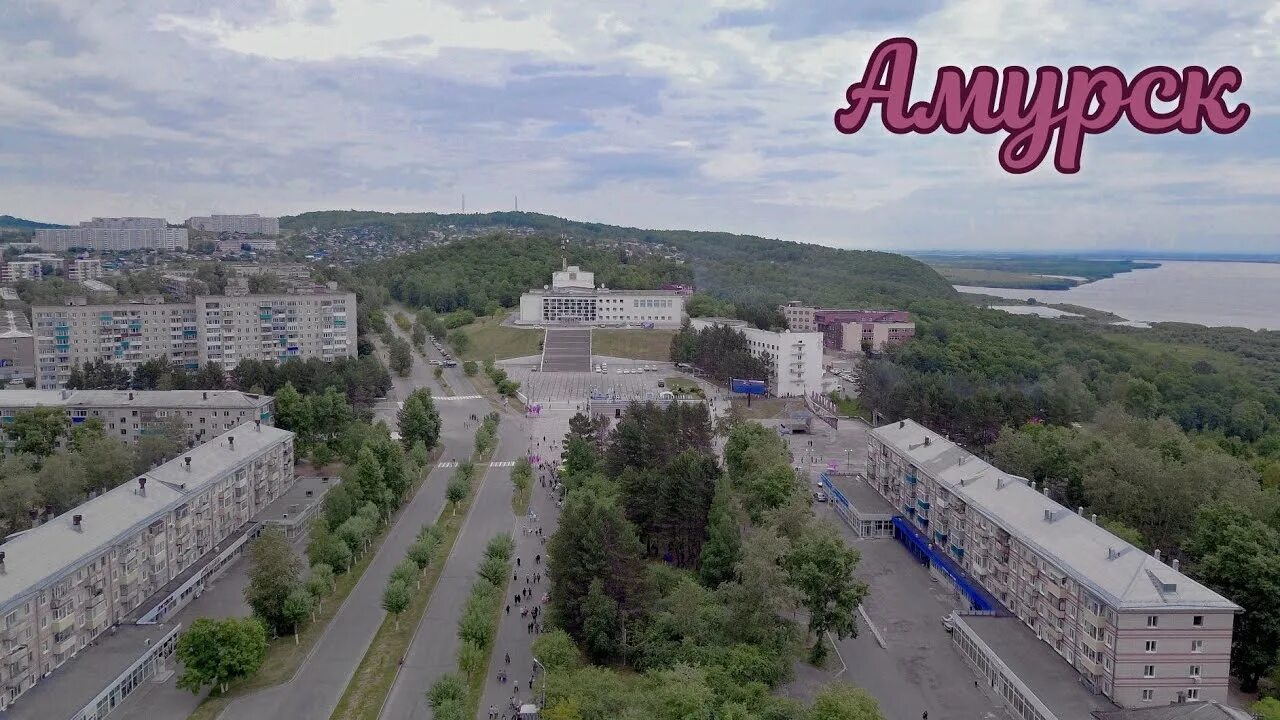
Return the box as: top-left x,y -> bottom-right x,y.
542,405 -> 879,718
286,210 -> 954,309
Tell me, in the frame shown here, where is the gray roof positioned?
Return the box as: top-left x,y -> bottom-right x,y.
871,420 -> 1240,612
0,389 -> 272,410
1092,701 -> 1254,720
0,310 -> 33,337
0,422 -> 292,613
523,288 -> 684,297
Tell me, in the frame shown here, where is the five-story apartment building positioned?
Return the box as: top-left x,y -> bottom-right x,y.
867,419 -> 1238,707
0,422 -> 294,711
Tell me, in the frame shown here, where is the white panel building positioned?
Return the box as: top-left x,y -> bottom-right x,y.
689,317 -> 823,397
186,215 -> 280,236
36,218 -> 188,253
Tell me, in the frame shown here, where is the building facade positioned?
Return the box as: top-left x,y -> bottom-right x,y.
0,389 -> 274,450
66,259 -> 104,282
779,303 -> 915,352
866,420 -> 1238,707
31,292 -> 356,388
1,262 -> 42,284
35,218 -> 188,253
689,318 -> 823,397
0,312 -> 37,384
186,215 -> 280,235
518,265 -> 685,328
0,422 -> 295,711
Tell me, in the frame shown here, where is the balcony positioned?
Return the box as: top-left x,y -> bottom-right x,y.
905,473 -> 918,485
55,633 -> 77,655
917,498 -> 930,510
1043,579 -> 1066,599
1077,654 -> 1101,676
51,613 -> 76,634
1080,632 -> 1106,653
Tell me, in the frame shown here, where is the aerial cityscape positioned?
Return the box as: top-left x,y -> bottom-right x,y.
1,3 -> 1278,720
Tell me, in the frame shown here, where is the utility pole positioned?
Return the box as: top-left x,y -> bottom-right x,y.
461,194 -> 465,212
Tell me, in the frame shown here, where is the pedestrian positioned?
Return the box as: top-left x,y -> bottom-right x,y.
923,712 -> 928,720
513,572 -> 518,582
514,681 -> 520,693
505,604 -> 510,615
505,652 -> 511,665
535,554 -> 541,564
517,557 -> 522,567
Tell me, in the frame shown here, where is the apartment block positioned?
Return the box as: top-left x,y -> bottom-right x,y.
0,422 -> 294,712
31,291 -> 356,389
35,218 -> 188,253
66,259 -> 104,282
1,262 -> 42,284
779,302 -> 915,352
866,420 -> 1239,708
197,292 -> 356,367
186,214 -> 280,235
689,317 -> 822,397
0,389 -> 274,450
0,312 -> 37,384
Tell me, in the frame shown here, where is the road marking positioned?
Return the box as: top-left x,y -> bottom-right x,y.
437,460 -> 517,468
436,395 -> 482,400
489,461 -> 516,467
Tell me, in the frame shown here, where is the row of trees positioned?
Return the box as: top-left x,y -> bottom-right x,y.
541,405 -> 878,718
382,522 -> 445,629
66,355 -> 393,415
426,534 -> 513,719
482,359 -> 520,398
669,321 -> 771,386
0,414 -> 189,536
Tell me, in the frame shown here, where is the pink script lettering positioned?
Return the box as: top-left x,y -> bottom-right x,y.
834,38 -> 1250,174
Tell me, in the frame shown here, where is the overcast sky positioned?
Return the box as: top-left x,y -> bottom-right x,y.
2,0 -> 1277,252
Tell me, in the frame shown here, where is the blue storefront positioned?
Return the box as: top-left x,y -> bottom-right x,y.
891,516 -> 1001,614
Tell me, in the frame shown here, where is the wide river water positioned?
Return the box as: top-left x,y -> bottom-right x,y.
956,260 -> 1280,330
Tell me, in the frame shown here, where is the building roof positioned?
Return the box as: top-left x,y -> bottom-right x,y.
0,310 -> 33,338
0,389 -> 272,410
0,422 -> 292,613
870,419 -> 1240,612
1092,701 -> 1254,720
523,288 -> 683,297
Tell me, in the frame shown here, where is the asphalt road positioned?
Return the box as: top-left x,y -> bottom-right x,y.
221,330 -> 492,720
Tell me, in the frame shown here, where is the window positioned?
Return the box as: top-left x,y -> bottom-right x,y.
1189,665 -> 1201,677
1146,615 -> 1159,627
1143,665 -> 1155,678
1187,689 -> 1200,700
1142,690 -> 1154,701
1145,640 -> 1158,653
1192,615 -> 1204,626
1191,640 -> 1204,653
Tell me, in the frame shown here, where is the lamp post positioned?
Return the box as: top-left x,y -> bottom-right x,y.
845,448 -> 853,473
532,656 -> 547,709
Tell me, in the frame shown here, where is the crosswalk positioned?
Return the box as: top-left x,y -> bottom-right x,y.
437,460 -> 517,468
437,395 -> 483,400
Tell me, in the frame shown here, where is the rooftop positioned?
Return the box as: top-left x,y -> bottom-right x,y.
870,420 -> 1240,612
0,389 -> 272,410
0,422 -> 292,613
257,475 -> 339,527
962,614 -> 1117,719
1092,700 -> 1255,720
523,287 -> 683,297
0,310 -> 33,337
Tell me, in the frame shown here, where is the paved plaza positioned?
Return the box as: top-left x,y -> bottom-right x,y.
505,355 -> 706,406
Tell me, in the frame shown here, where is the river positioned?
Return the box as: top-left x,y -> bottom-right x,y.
956,260 -> 1280,330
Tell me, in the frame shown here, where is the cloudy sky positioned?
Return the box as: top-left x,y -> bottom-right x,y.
2,0 -> 1277,251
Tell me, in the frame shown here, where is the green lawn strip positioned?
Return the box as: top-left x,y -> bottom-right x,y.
458,315 -> 542,361
466,571 -> 513,717
592,328 -> 677,360
187,449 -> 441,720
329,443 -> 496,720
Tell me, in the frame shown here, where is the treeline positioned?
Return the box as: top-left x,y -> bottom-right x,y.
285,210 -> 954,310
67,355 -> 392,415
365,234 -> 693,315
670,321 -> 771,386
858,299 -> 1280,691
541,404 -> 879,718
0,414 -> 189,536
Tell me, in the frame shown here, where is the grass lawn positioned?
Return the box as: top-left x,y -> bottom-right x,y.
187,451 -> 440,720
328,443 -> 495,720
458,315 -> 542,362
663,377 -> 704,397
593,329 -> 676,360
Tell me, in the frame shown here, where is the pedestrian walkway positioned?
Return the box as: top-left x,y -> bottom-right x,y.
479,420 -> 567,717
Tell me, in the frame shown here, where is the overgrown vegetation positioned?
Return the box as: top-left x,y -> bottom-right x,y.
670,320 -> 771,387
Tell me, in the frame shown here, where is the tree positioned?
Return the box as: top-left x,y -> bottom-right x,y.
532,628 -> 582,672
462,360 -> 478,376
194,362 -> 227,389
478,555 -> 508,586
448,329 -> 471,354
783,523 -> 869,663
351,446 -> 385,506
388,336 -> 413,376
397,389 -> 441,450
446,477 -> 468,514
581,578 -> 620,662
307,563 -> 335,597
807,683 -> 886,720
1252,698 -> 1280,720
10,406 -> 70,457
458,639 -> 487,683
699,480 -> 741,588
407,539 -> 435,571
273,382 -> 312,438
382,579 -> 411,629
281,588 -> 314,642
176,617 -> 269,694
245,527 -> 304,636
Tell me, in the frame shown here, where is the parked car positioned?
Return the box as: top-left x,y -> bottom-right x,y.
813,491 -> 828,503
657,381 -> 665,388
942,613 -> 956,633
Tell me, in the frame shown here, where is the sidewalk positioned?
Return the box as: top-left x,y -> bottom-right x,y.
477,416 -> 567,720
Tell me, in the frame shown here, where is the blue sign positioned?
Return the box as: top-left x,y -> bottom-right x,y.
731,378 -> 767,395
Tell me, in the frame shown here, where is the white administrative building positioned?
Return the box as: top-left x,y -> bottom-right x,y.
689,317 -> 822,397
518,264 -> 685,328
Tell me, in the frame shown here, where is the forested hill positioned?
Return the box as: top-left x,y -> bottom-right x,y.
283,210 -> 956,309
0,214 -> 67,229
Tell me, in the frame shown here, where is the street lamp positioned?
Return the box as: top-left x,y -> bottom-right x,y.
532,656 -> 547,709
845,448 -> 853,473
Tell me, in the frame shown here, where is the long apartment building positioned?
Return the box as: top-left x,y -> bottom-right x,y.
1,262 -> 42,284
66,259 -> 104,282
0,422 -> 294,711
689,317 -> 823,397
0,389 -> 274,449
35,218 -> 188,253
780,302 -> 915,352
31,291 -> 356,389
867,420 -> 1239,707
186,214 -> 280,236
